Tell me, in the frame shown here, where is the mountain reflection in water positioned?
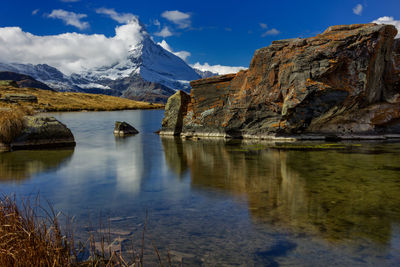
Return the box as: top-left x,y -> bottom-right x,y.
161,137 -> 400,244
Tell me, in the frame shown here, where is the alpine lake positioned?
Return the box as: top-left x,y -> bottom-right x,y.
1,109 -> 400,266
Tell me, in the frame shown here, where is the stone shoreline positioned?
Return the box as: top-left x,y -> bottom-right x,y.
159,130 -> 400,142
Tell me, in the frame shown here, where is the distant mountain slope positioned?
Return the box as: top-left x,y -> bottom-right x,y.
0,71 -> 54,91
0,63 -> 80,92
0,23 -> 201,103
193,68 -> 219,79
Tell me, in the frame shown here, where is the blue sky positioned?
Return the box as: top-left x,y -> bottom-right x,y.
0,0 -> 400,72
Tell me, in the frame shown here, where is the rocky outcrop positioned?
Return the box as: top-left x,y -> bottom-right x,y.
0,94 -> 38,103
161,90 -> 191,135
160,24 -> 400,140
114,121 -> 139,136
10,116 -> 76,150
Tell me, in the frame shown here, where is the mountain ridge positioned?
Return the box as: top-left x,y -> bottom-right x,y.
0,22 -> 204,103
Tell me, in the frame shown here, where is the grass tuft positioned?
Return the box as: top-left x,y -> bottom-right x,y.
0,195 -> 172,266
0,106 -> 32,144
0,195 -> 72,266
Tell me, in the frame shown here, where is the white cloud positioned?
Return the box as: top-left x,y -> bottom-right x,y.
373,16 -> 400,38
353,4 -> 363,15
0,20 -> 146,74
174,51 -> 191,62
153,19 -> 161,27
157,40 -> 191,61
32,9 -> 39,15
259,23 -> 268,29
48,9 -> 89,30
261,28 -> 280,37
161,10 -> 191,29
155,26 -> 173,37
96,8 -> 136,24
191,62 -> 247,75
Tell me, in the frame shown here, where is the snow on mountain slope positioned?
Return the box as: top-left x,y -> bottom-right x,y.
0,20 -> 201,103
76,34 -> 200,93
0,62 -> 81,92
139,36 -> 200,90
193,68 -> 219,78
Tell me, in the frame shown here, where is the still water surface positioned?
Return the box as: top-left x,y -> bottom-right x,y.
1,110 -> 400,266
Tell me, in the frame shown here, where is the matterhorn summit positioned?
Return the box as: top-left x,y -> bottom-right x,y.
0,18 -> 201,102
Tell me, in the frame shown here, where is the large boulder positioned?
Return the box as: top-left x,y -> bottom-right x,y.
10,116 -> 76,150
161,90 -> 191,135
160,23 -> 400,140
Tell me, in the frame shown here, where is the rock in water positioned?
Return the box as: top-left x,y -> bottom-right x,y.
160,23 -> 400,140
114,121 -> 139,136
11,116 -> 76,149
161,90 -> 191,135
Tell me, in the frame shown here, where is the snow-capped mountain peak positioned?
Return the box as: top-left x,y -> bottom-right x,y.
0,18 -> 201,102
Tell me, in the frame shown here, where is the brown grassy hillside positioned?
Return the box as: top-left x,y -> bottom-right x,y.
0,85 -> 164,112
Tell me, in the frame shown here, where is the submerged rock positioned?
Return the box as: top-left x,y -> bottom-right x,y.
160,23 -> 400,140
114,121 -> 139,136
10,116 -> 76,150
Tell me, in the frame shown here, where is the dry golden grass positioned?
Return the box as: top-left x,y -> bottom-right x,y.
0,106 -> 33,144
0,195 -> 73,266
0,86 -> 164,112
0,195 -> 171,266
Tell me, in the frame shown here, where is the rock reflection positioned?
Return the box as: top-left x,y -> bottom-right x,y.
0,149 -> 74,182
161,137 -> 400,244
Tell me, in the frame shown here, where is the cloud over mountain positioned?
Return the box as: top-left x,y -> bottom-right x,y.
0,19 -> 146,74
191,62 -> 246,75
48,9 -> 89,30
155,26 -> 173,37
161,10 -> 191,29
373,16 -> 400,38
96,8 -> 136,24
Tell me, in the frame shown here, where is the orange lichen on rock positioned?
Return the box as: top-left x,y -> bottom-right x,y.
161,23 -> 400,139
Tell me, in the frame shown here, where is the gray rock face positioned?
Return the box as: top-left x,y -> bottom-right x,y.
11,116 -> 76,150
114,121 -> 139,136
161,91 -> 191,135
1,94 -> 38,103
